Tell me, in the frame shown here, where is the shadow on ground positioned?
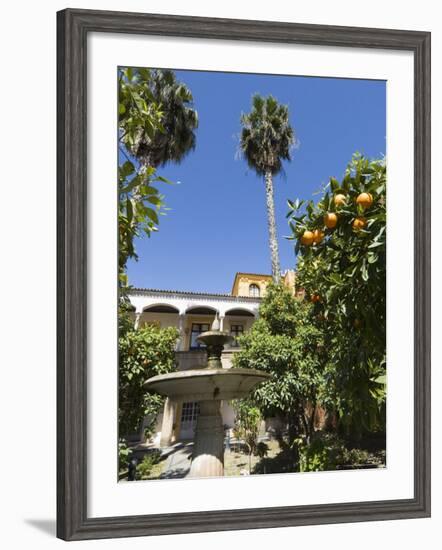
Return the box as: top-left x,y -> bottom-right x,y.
160,442 -> 193,478
252,446 -> 297,475
159,467 -> 190,479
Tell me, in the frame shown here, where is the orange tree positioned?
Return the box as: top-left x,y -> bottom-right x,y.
287,154 -> 386,436
234,283 -> 327,446
119,322 -> 178,437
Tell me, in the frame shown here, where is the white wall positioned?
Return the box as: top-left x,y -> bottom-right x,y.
0,1 -> 440,549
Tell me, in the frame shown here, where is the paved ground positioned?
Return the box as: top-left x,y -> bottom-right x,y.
158,439 -> 280,479
128,437 -> 282,480
160,442 -> 193,479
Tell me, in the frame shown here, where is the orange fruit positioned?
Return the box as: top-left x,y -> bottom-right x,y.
334,194 -> 347,206
356,192 -> 373,209
311,293 -> 321,303
352,217 -> 367,231
324,212 -> 338,229
300,230 -> 314,245
312,229 -> 324,244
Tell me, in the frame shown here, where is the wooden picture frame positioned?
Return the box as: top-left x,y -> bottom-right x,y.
57,8 -> 431,541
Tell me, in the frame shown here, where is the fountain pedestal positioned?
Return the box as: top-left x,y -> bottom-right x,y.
189,400 -> 224,478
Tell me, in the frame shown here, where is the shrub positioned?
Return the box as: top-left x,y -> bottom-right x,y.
296,432 -> 346,472
296,432 -> 376,472
256,441 -> 269,458
137,450 -> 162,480
119,322 -> 178,437
118,438 -> 132,472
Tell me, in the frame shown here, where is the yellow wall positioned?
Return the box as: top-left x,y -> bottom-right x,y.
232,273 -> 272,297
232,271 -> 296,297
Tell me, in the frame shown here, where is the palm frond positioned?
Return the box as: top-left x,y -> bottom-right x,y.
239,94 -> 295,176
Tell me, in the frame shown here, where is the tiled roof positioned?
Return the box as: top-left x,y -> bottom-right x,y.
233,272 -> 273,279
129,287 -> 261,301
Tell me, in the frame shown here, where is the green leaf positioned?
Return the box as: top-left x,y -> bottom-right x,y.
155,175 -> 174,184
368,241 -> 384,249
330,177 -> 340,192
138,68 -> 150,81
146,208 -> 159,224
361,260 -> 369,281
374,374 -> 387,385
143,186 -> 159,195
120,161 -> 135,179
120,175 -> 141,195
147,196 -> 162,206
126,198 -> 133,223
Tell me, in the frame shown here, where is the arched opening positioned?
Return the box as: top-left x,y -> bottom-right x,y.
224,308 -> 255,317
185,306 -> 217,350
139,304 -> 180,330
185,306 -> 217,315
225,308 -> 256,348
143,304 -> 179,314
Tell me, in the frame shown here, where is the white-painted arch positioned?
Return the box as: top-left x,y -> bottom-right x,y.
128,289 -> 260,318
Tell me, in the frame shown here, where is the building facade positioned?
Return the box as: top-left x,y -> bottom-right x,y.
127,271 -> 296,446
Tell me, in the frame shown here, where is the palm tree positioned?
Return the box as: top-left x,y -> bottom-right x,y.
240,94 -> 295,282
129,69 -> 198,169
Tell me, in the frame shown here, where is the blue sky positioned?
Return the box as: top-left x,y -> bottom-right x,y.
126,70 -> 386,294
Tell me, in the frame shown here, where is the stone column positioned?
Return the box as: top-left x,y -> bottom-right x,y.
219,315 -> 225,331
178,313 -> 186,351
189,400 -> 224,478
134,311 -> 142,329
159,398 -> 176,447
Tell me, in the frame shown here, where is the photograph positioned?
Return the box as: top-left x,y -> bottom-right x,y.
117,66 -> 387,482
0,0 -> 435,545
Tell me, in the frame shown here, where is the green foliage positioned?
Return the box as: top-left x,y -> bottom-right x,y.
121,68 -> 198,168
118,438 -> 132,472
118,300 -> 136,338
118,68 -> 167,283
256,441 -> 269,458
118,68 -> 198,284
232,399 -> 262,456
136,450 -> 162,480
258,282 -> 301,336
240,94 -> 295,176
287,154 -> 387,434
118,160 -> 171,284
119,322 -> 179,436
296,432 -> 346,472
119,67 -> 165,153
234,283 -> 326,442
296,432 -> 374,472
345,447 -> 370,465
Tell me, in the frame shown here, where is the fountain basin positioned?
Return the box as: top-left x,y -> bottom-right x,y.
144,368 -> 270,402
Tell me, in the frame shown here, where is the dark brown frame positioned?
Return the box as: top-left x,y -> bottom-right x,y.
57,8 -> 431,541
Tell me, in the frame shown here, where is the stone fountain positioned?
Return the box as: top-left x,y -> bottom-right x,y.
144,317 -> 270,478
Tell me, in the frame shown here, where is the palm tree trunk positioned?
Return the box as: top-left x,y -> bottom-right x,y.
264,170 -> 281,282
